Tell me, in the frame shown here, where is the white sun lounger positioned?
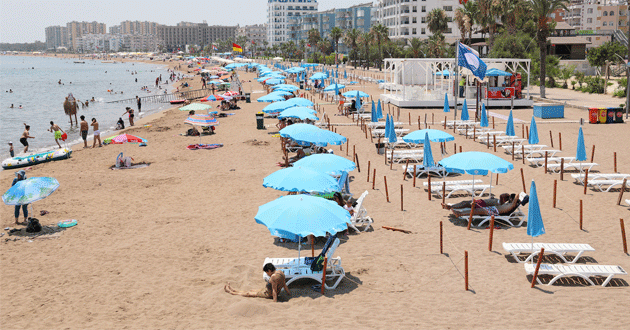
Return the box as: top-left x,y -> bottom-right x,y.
546,162 -> 599,173
585,179 -> 630,192
403,164 -> 448,178
626,199 -> 630,206
525,263 -> 627,287
527,156 -> 575,167
571,173 -> 630,185
349,191 -> 373,232
429,184 -> 493,198
502,242 -> 595,263
367,121 -> 403,129
386,149 -> 424,163
372,128 -> 410,137
422,179 -> 482,187
383,138 -> 417,149
456,193 -> 527,227
264,238 -> 345,290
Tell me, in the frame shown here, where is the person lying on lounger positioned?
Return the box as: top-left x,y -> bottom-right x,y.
224,263 -> 290,302
442,193 -> 511,210
447,193 -> 523,217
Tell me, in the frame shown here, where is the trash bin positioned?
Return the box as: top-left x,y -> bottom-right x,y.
606,108 -> 616,123
245,92 -> 251,103
615,108 -> 625,123
588,108 -> 599,124
598,109 -> 607,124
375,143 -> 385,155
299,81 -> 304,89
256,112 -> 264,130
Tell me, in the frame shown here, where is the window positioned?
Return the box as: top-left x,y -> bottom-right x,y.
603,21 -> 607,26
421,6 -> 426,12
412,17 -> 417,23
610,11 -> 614,16
412,28 -> 417,34
586,37 -> 592,42
603,11 -> 608,16
421,17 -> 426,23
412,6 -> 417,12
610,22 -> 614,26
443,6 -> 453,11
587,8 -> 593,14
421,28 -> 425,34
587,18 -> 592,23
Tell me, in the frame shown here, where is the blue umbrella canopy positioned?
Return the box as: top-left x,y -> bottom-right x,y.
444,93 -> 450,112
576,127 -> 587,161
342,90 -> 369,98
324,83 -> 345,92
257,93 -> 288,102
293,154 -> 356,176
262,101 -> 296,113
355,91 -> 362,112
480,103 -> 489,127
505,110 -> 516,136
284,97 -> 314,107
438,151 -> 514,175
255,195 -> 350,238
526,180 -> 545,238
3,177 -> 59,205
309,72 -> 327,80
403,129 -> 455,144
263,167 -> 340,193
377,100 -> 383,119
272,84 -> 299,91
423,132 -> 434,168
461,99 -> 469,121
529,116 -> 539,144
386,114 -> 397,143
278,108 -> 319,121
280,123 -> 347,146
485,68 -> 513,77
265,78 -> 285,85
371,101 -> 377,123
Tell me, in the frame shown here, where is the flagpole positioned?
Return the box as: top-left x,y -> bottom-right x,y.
454,40 -> 459,121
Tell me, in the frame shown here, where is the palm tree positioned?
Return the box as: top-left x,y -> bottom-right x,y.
370,24 -> 389,70
344,28 -> 361,68
454,1 -> 478,45
529,0 -> 568,98
359,32 -> 372,69
476,0 -> 501,47
307,28 -> 321,55
499,0 -> 527,35
329,27 -> 343,65
408,38 -> 424,58
427,8 -> 449,36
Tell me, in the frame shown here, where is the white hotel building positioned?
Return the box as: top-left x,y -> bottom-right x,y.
267,0 -> 318,46
375,0 -> 464,42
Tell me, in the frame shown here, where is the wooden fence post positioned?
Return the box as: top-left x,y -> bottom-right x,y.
427,176 -> 432,201
384,176 -> 390,202
413,165 -> 417,187
621,219 -> 628,254
521,168 -> 527,193
442,182 -> 446,205
614,152 -> 617,173
559,132 -> 562,151
404,159 -> 410,180
355,153 -> 360,173
591,145 -> 596,163
579,200 -> 583,230
372,169 -> 376,190
321,257 -> 328,294
544,151 -> 548,174
465,251 -> 469,291
440,221 -> 443,254
400,184 -> 404,211
553,180 -> 557,208
617,178 -> 627,205
560,158 -> 564,181
467,200 -> 476,230
549,131 -> 554,148
488,216 -> 495,251
583,169 -> 589,195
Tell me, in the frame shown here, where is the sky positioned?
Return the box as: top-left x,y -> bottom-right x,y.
0,0 -> 369,43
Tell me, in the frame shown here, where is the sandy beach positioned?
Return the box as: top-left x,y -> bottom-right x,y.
1,62 -> 629,329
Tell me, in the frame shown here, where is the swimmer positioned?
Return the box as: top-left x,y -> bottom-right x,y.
10,104 -> 14,108
58,79 -> 62,84
18,105 -> 22,109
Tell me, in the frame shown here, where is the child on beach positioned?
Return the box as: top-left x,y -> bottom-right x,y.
91,118 -> 102,148
80,115 -> 89,148
48,121 -> 65,148
8,142 -> 14,157
224,263 -> 290,302
20,123 -> 35,153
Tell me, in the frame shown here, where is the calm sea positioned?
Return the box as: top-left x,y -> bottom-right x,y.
0,55 -> 176,160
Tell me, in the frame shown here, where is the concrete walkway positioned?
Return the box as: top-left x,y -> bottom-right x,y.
529,86 -> 626,110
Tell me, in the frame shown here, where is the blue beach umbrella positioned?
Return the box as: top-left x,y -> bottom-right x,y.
403,129 -> 454,144
262,101 -> 295,114
257,93 -> 288,103
529,116 -> 539,144
444,93 -> 450,112
355,91 -> 362,112
526,180 -> 545,262
265,78 -> 285,85
480,103 -> 489,128
439,151 -> 514,197
423,132 -> 434,168
461,99 -> 469,121
323,83 -> 344,92
506,110 -> 516,136
272,84 -> 299,91
280,123 -> 347,147
293,154 -> 356,176
278,108 -> 319,121
576,127 -> 587,161
342,90 -> 369,98
386,114 -> 397,143
284,97 -> 314,107
263,167 -> 339,193
371,101 -> 377,123
344,70 -> 347,79
255,195 -> 350,250
377,100 -> 383,119
334,80 -> 339,97
3,177 -> 60,206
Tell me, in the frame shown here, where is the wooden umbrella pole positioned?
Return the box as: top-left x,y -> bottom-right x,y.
488,216 -> 495,251
427,176 -> 432,201
530,248 -> 545,288
621,219 -> 628,254
372,169 -> 376,190
521,168 -> 527,193
367,161 -> 371,182
384,176 -> 390,202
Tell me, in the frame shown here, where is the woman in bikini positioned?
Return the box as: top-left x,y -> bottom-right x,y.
449,193 -> 521,217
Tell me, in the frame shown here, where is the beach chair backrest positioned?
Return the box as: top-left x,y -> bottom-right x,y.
353,191 -> 369,217
326,238 -> 340,259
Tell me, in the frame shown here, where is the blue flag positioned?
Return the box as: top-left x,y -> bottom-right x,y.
458,43 -> 486,80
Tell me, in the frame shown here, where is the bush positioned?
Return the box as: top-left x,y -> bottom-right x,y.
582,76 -> 605,94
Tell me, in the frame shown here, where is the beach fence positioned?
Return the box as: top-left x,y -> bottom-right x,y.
106,88 -> 210,104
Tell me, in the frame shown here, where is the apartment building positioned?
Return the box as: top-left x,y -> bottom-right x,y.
267,0 -> 318,45
561,0 -> 630,48
109,21 -> 160,36
66,21 -> 107,50
237,24 -> 268,49
157,22 -> 237,51
374,0 -> 462,42
74,33 -> 160,52
294,3 -> 373,53
45,25 -> 69,50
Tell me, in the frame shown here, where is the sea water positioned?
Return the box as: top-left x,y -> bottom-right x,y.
0,55 -> 178,160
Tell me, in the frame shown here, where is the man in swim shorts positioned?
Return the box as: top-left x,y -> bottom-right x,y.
79,115 -> 88,148
91,118 -> 102,148
338,92 -> 346,114
49,121 -> 65,148
224,263 -> 291,302
20,123 -> 35,153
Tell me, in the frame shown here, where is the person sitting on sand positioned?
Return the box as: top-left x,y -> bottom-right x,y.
449,193 -> 523,217
224,263 -> 290,302
48,121 -> 65,148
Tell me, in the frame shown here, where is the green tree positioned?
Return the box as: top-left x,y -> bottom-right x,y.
427,8 -> 449,36
370,24 -> 389,70
529,0 -> 568,98
454,1 -> 478,45
476,0 -> 502,47
344,28 -> 361,68
329,27 -> 343,65
359,32 -> 372,69
307,28 -> 321,55
407,38 -> 424,58
558,64 -> 576,89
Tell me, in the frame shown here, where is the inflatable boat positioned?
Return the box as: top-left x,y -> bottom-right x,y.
170,99 -> 186,104
2,148 -> 72,169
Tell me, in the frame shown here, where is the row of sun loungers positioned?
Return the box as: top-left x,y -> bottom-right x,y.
371,128 -> 410,137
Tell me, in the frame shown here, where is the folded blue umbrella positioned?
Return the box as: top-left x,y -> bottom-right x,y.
444,93 -> 450,113
376,100 -> 383,119
371,101 -> 377,123
461,99 -> 469,121
529,116 -> 539,144
526,180 -> 545,238
576,127 -> 587,161
480,103 -> 489,127
423,132 -> 434,168
505,110 -> 516,136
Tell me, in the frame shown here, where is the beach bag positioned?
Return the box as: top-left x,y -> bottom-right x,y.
26,218 -> 42,233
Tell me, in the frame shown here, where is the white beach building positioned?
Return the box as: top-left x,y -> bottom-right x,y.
267,0 -> 318,46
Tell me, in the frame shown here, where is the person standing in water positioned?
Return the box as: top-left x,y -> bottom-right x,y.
136,95 -> 141,113
122,107 -> 135,126
79,115 -> 89,148
48,121 -> 65,148
20,123 -> 35,153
